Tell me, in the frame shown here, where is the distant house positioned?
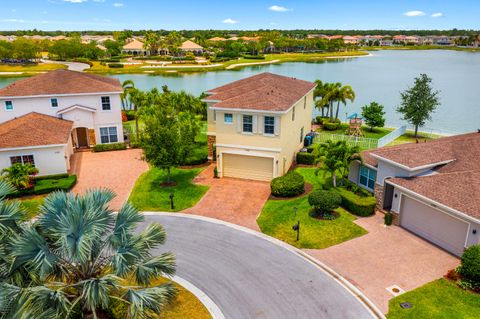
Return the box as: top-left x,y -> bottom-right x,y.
0,70 -> 124,175
204,73 -> 316,181
349,133 -> 480,256
342,36 -> 359,45
208,37 -> 227,42
122,38 -> 148,56
179,40 -> 203,55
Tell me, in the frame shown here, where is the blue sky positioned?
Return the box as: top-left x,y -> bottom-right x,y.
0,0 -> 479,31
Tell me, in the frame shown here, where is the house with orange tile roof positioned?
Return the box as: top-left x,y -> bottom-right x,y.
179,40 -> 203,54
348,132 -> 480,256
0,69 -> 124,175
121,38 -> 148,56
204,72 -> 316,181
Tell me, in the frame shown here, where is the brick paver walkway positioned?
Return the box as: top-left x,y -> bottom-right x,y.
305,213 -> 460,313
183,164 -> 271,230
70,149 -> 148,210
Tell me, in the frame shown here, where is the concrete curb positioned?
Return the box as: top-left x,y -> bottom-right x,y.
173,275 -> 225,319
143,211 -> 386,319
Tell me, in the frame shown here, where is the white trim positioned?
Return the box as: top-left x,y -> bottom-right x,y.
398,193 -> 470,250
219,150 -> 276,179
98,125 -> 120,144
0,144 -> 67,152
370,153 -> 455,172
0,91 -> 123,100
386,180 -> 480,224
216,143 -> 281,153
57,104 -> 96,115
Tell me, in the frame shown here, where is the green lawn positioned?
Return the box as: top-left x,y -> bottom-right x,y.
387,279 -> 480,319
316,123 -> 393,139
128,167 -> 209,212
257,168 -> 367,249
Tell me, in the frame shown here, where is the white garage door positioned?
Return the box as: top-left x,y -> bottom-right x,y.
400,196 -> 469,256
223,153 -> 273,181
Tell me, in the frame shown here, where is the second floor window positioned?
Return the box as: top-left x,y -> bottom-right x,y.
101,96 -> 111,110
5,101 -> 13,111
264,116 -> 275,135
359,165 -> 377,190
243,115 -> 253,133
224,113 -> 233,124
51,98 -> 58,107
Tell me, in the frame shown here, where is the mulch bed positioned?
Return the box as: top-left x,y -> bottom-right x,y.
310,210 -> 340,220
269,183 -> 313,200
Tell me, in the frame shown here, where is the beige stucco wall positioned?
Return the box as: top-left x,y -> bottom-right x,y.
208,89 -> 314,178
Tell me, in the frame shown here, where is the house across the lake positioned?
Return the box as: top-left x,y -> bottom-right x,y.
349,132 -> 480,256
204,72 -> 315,181
0,69 -> 124,176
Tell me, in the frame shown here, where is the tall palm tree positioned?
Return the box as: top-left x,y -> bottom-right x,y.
313,80 -> 329,117
0,188 -> 176,319
324,82 -> 341,122
334,85 -> 356,121
120,80 -> 135,111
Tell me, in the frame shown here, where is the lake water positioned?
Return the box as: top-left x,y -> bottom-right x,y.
1,50 -> 479,134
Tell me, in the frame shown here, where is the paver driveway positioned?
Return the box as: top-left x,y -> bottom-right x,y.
70,149 -> 148,210
305,213 -> 460,313
183,164 -> 271,230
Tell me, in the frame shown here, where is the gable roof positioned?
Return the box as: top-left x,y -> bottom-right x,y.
0,112 -> 73,149
0,69 -> 122,97
57,104 -> 96,115
122,38 -> 145,50
180,40 -> 203,50
205,73 -> 316,112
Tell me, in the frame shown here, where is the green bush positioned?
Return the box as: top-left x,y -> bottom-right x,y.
308,190 -> 341,216
33,175 -> 77,195
271,171 -> 305,197
296,152 -> 316,165
315,116 -> 329,124
125,110 -> 136,121
180,147 -> 208,166
108,63 -> 124,68
92,143 -> 127,152
459,245 -> 480,285
306,145 -> 315,153
335,187 -> 376,216
384,212 -> 393,226
323,121 -> 340,130
242,54 -> 266,60
34,173 -> 69,181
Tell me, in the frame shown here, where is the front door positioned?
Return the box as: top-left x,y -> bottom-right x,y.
76,128 -> 89,148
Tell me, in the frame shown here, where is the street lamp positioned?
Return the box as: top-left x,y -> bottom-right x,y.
169,193 -> 175,210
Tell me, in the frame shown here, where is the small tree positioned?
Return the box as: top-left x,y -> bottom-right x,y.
397,74 -> 440,138
459,245 -> 480,285
308,190 -> 341,217
1,163 -> 38,190
361,102 -> 386,131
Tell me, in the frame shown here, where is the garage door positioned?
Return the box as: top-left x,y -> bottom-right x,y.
223,153 -> 273,181
400,196 -> 468,256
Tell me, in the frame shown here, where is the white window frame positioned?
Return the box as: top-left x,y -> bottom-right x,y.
50,98 -> 59,108
101,96 -> 111,111
99,126 -> 119,144
359,165 -> 377,191
4,100 -> 13,111
224,113 -> 233,124
263,116 -> 275,136
242,115 -> 253,134
10,154 -> 35,166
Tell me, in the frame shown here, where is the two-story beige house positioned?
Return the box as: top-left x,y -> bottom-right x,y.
204,72 -> 316,181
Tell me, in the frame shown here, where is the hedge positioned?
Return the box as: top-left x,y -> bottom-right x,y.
108,63 -> 124,68
242,54 -> 266,60
323,122 -> 340,130
180,147 -> 208,166
308,190 -> 341,215
34,173 -> 69,181
92,143 -> 127,152
335,187 -> 376,216
271,171 -> 305,197
33,175 -> 77,195
296,152 -> 316,165
459,245 -> 480,285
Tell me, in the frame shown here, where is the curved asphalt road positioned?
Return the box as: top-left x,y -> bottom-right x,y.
140,214 -> 375,319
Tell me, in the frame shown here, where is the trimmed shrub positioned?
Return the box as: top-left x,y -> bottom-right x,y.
242,54 -> 266,60
335,187 -> 376,216
308,190 -> 341,216
34,173 -> 69,181
33,175 -> 77,195
384,212 -> 393,226
108,63 -> 124,68
92,143 -> 127,152
323,121 -> 340,131
459,245 -> 480,285
315,116 -> 329,124
306,145 -> 315,153
296,152 -> 316,165
271,171 -> 305,197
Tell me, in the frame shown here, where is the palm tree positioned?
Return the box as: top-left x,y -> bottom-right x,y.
0,188 -> 176,319
313,80 -> 330,117
334,85 -> 355,121
314,140 -> 361,187
120,80 -> 135,111
325,82 -> 341,122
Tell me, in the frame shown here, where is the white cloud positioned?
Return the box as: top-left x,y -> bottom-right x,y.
93,0 -> 106,2
269,5 -> 291,12
63,0 -> 88,3
431,12 -> 443,18
113,2 -> 124,7
222,18 -> 238,24
2,19 -> 26,23
404,10 -> 426,17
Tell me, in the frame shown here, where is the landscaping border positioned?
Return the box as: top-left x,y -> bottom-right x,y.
143,212 -> 385,319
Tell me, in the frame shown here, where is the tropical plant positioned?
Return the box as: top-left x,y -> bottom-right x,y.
308,190 -> 342,216
313,80 -> 330,117
0,188 -> 177,319
1,163 -> 39,190
361,102 -> 386,131
314,140 -> 362,187
397,74 -> 440,138
120,79 -> 135,111
334,85 -> 355,120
